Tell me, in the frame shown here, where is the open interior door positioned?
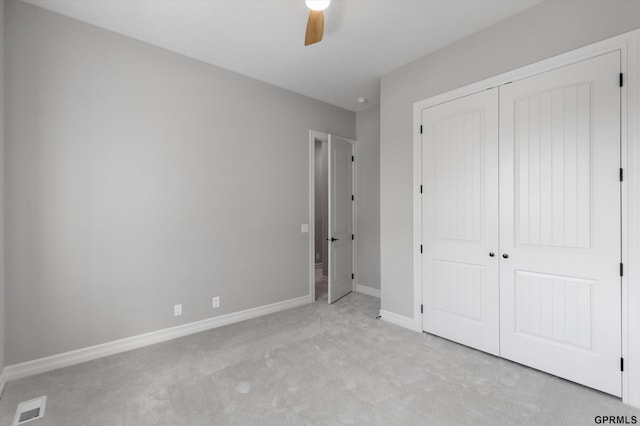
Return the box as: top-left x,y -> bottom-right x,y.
328,134 -> 354,304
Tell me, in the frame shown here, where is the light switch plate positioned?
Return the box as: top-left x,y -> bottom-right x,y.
301,224 -> 309,233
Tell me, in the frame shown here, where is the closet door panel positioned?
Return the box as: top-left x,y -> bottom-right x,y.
499,51 -> 622,396
422,88 -> 500,355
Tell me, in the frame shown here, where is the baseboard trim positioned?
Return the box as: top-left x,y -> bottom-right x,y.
379,309 -> 421,332
3,295 -> 312,384
355,284 -> 380,298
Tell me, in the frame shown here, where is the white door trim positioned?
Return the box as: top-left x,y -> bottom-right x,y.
412,29 -> 640,407
308,130 -> 357,303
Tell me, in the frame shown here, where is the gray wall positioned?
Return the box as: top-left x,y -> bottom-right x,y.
0,0 -> 5,373
356,106 -> 380,290
5,0 -> 355,364
380,0 -> 640,318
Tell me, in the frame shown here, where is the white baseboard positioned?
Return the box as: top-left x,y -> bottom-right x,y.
355,284 -> 380,298
379,309 -> 421,332
3,295 -> 312,384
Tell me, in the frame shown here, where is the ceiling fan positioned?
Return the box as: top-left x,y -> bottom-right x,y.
304,0 -> 330,46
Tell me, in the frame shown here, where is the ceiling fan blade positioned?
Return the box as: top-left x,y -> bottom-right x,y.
305,10 -> 324,46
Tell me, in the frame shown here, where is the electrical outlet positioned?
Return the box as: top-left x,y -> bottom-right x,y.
212,296 -> 220,308
174,304 -> 182,316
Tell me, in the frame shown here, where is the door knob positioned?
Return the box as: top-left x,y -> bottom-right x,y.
489,252 -> 495,257
327,237 -> 339,242
502,254 -> 509,259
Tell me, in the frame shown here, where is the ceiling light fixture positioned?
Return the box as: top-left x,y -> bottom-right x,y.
305,0 -> 330,11
304,0 -> 330,46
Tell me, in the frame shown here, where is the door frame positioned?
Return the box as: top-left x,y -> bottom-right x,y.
412,29 -> 640,406
308,130 -> 357,303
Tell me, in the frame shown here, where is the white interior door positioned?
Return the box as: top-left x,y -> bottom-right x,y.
328,134 -> 353,304
421,88 -> 500,355
499,51 -> 622,396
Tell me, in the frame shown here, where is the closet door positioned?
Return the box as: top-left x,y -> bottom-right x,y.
422,88 -> 500,355
499,51 -> 621,396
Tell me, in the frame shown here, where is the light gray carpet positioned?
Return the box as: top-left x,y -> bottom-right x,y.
1,274 -> 639,425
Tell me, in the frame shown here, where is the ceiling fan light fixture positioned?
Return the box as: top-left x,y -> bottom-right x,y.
305,0 -> 330,11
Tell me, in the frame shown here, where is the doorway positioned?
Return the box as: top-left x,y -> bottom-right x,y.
313,136 -> 329,302
308,131 -> 356,304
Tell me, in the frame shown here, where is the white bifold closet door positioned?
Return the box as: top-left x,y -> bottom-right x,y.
499,51 -> 621,397
421,50 -> 621,396
421,88 -> 500,356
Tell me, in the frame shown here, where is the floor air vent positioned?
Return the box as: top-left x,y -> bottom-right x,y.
13,396 -> 46,425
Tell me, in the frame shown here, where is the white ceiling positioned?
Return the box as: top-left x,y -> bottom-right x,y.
24,0 -> 542,112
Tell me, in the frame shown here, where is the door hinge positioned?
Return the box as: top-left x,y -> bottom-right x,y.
351,155 -> 354,162
351,194 -> 355,201
620,73 -> 624,87
621,263 -> 624,277
351,273 -> 355,280
420,185 -> 423,194
621,357 -> 625,372
352,234 -> 354,241
421,304 -> 423,314
420,125 -> 423,134
420,245 -> 423,254
620,168 -> 624,182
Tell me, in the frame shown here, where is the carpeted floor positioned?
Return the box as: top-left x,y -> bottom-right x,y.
0,270 -> 639,425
